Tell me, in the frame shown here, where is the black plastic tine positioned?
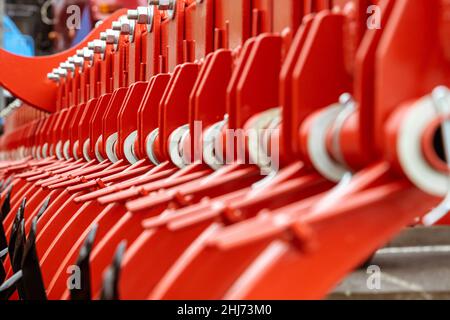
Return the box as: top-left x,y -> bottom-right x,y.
8,197 -> 26,261
100,240 -> 127,300
0,270 -> 23,301
0,186 -> 12,222
18,197 -> 26,221
21,217 -> 47,300
0,186 -> 10,252
8,222 -> 19,265
36,196 -> 51,221
11,219 -> 26,299
0,254 -> 5,284
12,219 -> 26,273
0,221 -> 7,254
0,247 -> 7,282
70,224 -> 99,301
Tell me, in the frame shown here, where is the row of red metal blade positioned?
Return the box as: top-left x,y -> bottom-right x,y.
0,0 -> 449,300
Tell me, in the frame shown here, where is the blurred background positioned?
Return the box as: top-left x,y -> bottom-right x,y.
0,0 -> 146,130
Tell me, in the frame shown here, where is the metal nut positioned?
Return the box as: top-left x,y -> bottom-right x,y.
55,68 -> 68,77
127,9 -> 139,20
47,73 -> 59,82
112,21 -> 122,31
112,17 -> 133,35
83,48 -> 94,61
119,18 -> 133,35
61,62 -> 75,71
136,6 -> 152,24
150,0 -> 174,10
93,39 -> 106,54
73,56 -> 84,67
106,29 -> 119,44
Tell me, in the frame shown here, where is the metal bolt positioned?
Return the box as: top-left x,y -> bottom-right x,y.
137,6 -> 153,24
47,73 -> 59,82
87,41 -> 95,50
61,62 -> 75,72
93,39 -> 106,54
56,68 -> 68,78
83,48 -> 94,61
66,63 -> 76,71
76,49 -> 84,57
127,9 -> 139,20
149,0 -> 176,19
73,55 -> 84,67
119,18 -> 133,35
150,0 -> 174,10
106,29 -> 119,44
112,21 -> 122,31
100,32 -> 107,41
112,17 -> 133,35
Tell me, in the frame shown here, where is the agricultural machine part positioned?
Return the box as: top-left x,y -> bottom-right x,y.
0,0 -> 449,300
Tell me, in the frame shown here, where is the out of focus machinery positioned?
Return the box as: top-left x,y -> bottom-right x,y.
1,2 -> 35,135
0,0 -> 450,301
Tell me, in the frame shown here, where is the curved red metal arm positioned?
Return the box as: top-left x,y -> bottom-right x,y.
0,9 -> 128,113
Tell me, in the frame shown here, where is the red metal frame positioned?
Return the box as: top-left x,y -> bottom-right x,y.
1,0 -> 449,301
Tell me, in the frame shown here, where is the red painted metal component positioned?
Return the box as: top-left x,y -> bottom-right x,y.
0,0 -> 449,301
0,9 -> 128,113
